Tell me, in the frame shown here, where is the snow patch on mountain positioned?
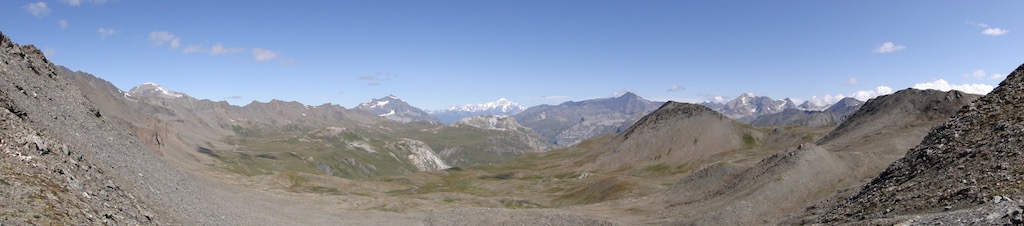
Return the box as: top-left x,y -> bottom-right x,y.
128,82 -> 184,99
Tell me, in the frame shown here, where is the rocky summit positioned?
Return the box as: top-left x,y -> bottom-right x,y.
821,63 -> 1024,224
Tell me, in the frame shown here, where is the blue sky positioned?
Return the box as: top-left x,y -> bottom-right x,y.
1,1 -> 1021,110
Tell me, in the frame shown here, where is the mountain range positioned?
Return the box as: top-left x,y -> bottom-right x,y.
7,30 -> 1024,225
750,97 -> 864,127
514,92 -> 663,146
430,98 -> 527,124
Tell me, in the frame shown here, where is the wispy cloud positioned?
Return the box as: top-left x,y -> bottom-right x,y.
845,77 -> 859,85
251,48 -> 278,62
667,85 -> 685,92
210,43 -> 245,55
58,19 -> 69,29
60,0 -> 107,6
97,27 -> 118,40
149,31 -> 289,63
148,31 -> 181,49
963,69 -> 1007,80
182,45 -> 204,54
24,2 -> 52,17
61,0 -> 81,6
912,79 -> 994,94
873,42 -> 905,53
358,74 -> 393,86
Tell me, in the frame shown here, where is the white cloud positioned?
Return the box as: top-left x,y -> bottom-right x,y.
912,79 -> 994,94
96,27 -> 118,40
24,2 -> 52,17
61,0 -> 82,6
667,85 -> 684,92
853,86 -> 893,100
58,19 -> 69,29
845,77 -> 859,85
990,73 -> 1006,80
808,94 -> 846,107
182,45 -> 204,54
873,42 -> 905,53
982,28 -> 1009,36
251,48 -> 278,62
148,31 -> 181,49
974,22 -> 1009,36
808,86 -> 894,106
210,43 -> 245,55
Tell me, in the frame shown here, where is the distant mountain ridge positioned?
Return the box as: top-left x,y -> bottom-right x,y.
701,93 -> 843,123
431,98 -> 526,124
355,95 -> 439,124
514,92 -> 663,146
750,97 -> 865,127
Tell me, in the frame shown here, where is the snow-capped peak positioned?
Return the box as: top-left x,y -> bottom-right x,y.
128,82 -> 184,99
442,98 -> 526,114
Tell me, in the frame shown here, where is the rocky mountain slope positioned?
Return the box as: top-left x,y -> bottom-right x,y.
0,31 -> 242,225
750,97 -> 864,127
820,63 -> 1024,224
583,102 -> 779,171
355,95 -> 439,124
62,67 -> 559,177
431,98 -> 526,124
587,88 -> 980,225
432,115 -> 552,166
514,92 -> 662,146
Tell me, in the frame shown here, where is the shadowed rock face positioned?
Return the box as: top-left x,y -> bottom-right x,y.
821,63 -> 1024,223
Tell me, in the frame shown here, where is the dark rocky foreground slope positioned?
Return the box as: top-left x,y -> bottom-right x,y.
0,32 -> 241,224
821,63 -> 1024,224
